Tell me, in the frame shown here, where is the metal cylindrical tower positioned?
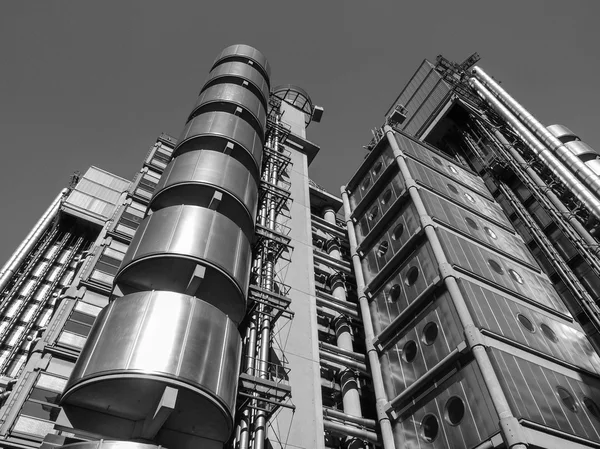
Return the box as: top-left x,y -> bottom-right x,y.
547,124 -> 600,176
60,45 -> 270,449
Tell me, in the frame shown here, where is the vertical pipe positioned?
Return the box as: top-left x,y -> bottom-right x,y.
341,190 -> 397,449
322,207 -> 363,421
0,189 -> 67,293
469,76 -> 600,220
384,125 -> 527,449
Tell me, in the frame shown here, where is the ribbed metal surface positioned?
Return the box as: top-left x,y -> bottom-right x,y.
370,243 -> 439,330
189,83 -> 266,138
382,292 -> 463,394
406,158 -> 512,229
61,291 -> 241,446
349,145 -> 395,208
394,133 -> 493,200
392,362 -> 498,449
151,150 -> 258,237
175,111 -> 262,180
437,228 -> 569,315
461,280 -> 600,374
212,44 -> 271,81
547,124 -> 579,143
116,205 -> 251,324
490,348 -> 600,442
420,189 -> 539,268
361,202 -> 421,283
203,61 -> 269,107
59,442 -> 160,449
402,75 -> 452,138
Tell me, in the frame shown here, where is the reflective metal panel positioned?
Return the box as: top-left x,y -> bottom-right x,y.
60,442 -> 161,449
392,362 -> 498,449
380,291 -> 463,396
565,140 -> 598,158
61,292 -> 241,446
587,158 -> 600,176
406,159 -> 512,229
419,189 -> 539,268
203,61 -> 269,107
437,228 -> 570,316
151,150 -> 258,237
348,145 -> 395,208
116,205 -> 251,323
175,111 -> 262,180
547,124 -> 579,143
394,133 -> 493,200
369,243 -> 438,331
461,279 -> 600,375
490,348 -> 600,443
189,83 -> 266,137
212,44 -> 271,81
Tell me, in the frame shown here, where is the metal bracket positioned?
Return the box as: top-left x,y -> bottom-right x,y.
464,324 -> 486,350
438,262 -> 455,280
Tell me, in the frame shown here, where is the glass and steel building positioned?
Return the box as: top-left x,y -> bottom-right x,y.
0,47 -> 600,449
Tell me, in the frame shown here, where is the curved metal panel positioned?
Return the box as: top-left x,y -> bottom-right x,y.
61,292 -> 241,446
547,124 -> 579,143
189,83 -> 266,138
565,140 -> 598,158
60,442 -> 160,449
151,150 -> 258,237
587,158 -> 600,176
115,205 -> 251,323
175,111 -> 262,181
203,61 -> 269,107
212,44 -> 271,81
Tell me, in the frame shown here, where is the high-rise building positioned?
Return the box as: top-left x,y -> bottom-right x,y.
0,46 -> 599,449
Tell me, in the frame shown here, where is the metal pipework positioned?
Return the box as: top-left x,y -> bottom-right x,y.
471,67 -> 600,220
323,419 -> 379,444
322,206 -> 364,424
341,187 -> 397,449
384,125 -> 527,449
0,189 -> 66,294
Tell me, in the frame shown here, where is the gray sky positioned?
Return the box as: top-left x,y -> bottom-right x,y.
1,1 -> 599,263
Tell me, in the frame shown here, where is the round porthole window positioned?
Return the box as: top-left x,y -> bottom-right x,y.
361,177 -> 371,191
420,414 -> 440,443
381,189 -> 392,205
372,161 -> 383,176
509,268 -> 524,284
447,183 -> 459,194
422,322 -> 439,346
445,396 -> 466,426
465,217 -> 479,230
405,266 -> 420,286
488,259 -> 504,275
368,206 -> 379,221
540,323 -> 558,343
392,223 -> 405,241
557,387 -> 578,413
432,157 -> 443,166
377,241 -> 389,258
464,193 -> 476,203
389,284 -> 401,302
448,165 -> 459,175
584,397 -> 600,421
402,340 -> 418,363
517,314 -> 536,333
484,226 -> 498,240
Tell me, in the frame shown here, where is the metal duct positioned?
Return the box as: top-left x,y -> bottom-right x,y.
212,44 -> 272,81
468,77 -> 600,220
547,125 -> 600,176
472,67 -> 600,219
0,189 -> 66,293
203,61 -> 270,107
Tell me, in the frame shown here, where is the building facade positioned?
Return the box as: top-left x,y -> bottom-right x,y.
0,46 -> 599,449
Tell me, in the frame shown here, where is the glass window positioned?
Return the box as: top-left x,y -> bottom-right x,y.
21,401 -> 61,422
12,415 -> 55,437
47,358 -> 74,378
57,331 -> 86,349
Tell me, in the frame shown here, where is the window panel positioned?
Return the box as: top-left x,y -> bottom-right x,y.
46,357 -> 74,378
21,400 -> 61,422
75,301 -> 101,317
12,415 -> 55,437
36,373 -> 68,393
57,331 -> 86,349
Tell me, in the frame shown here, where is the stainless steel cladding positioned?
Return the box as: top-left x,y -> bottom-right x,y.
61,291 -> 241,447
203,62 -> 270,107
547,124 -> 579,143
212,44 -> 271,81
190,83 -> 267,138
60,442 -> 162,449
175,111 -> 263,180
115,205 -> 251,324
348,145 -> 395,208
151,150 -> 259,237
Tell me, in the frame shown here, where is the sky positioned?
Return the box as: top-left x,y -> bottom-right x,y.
1,1 -> 599,264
